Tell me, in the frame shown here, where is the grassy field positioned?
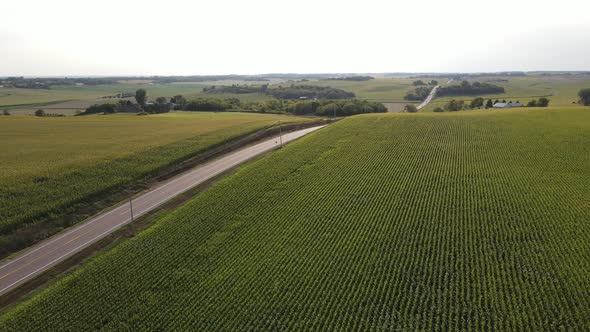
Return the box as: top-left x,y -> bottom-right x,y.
0,112 -> 311,239
3,108 -> 588,330
302,77 -> 420,102
422,75 -> 590,111
0,83 -> 272,114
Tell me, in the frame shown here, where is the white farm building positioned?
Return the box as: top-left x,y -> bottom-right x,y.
493,102 -> 524,108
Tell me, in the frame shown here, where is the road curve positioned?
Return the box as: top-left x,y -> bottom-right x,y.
416,85 -> 440,110
0,125 -> 325,296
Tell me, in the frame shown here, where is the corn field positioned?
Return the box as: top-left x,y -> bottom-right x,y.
0,113 -> 309,236
1,108 -> 589,330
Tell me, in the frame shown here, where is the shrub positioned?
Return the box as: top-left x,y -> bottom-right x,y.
404,104 -> 418,113
578,88 -> 590,106
81,103 -> 117,115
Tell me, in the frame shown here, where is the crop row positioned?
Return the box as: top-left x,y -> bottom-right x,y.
0,114 -> 308,237
2,108 -> 589,330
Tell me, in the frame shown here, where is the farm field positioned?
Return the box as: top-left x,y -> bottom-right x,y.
0,83 -> 208,109
2,108 -> 589,330
302,77 -> 421,102
421,75 -> 590,111
4,98 -> 135,115
0,112 -> 312,247
0,82 -> 275,115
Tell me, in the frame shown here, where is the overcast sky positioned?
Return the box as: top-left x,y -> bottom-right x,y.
1,0 -> 589,76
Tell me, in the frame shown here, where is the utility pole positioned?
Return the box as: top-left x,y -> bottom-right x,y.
129,198 -> 135,236
278,120 -> 283,148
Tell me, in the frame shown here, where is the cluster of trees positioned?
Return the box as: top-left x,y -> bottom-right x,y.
203,85 -> 260,94
404,104 -> 418,113
404,87 -> 432,101
184,97 -> 386,116
437,81 -> 505,96
185,98 -> 240,112
269,85 -> 355,100
412,80 -> 438,86
78,88 -> 384,117
434,97 -> 551,112
578,88 -> 590,105
527,98 -> 550,107
434,99 -> 490,112
442,100 -> 465,112
34,109 -> 64,117
204,84 -> 356,100
80,89 -> 182,115
81,103 -> 118,115
283,99 -> 386,116
326,76 -> 374,81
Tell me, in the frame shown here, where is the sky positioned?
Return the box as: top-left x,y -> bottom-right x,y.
1,0 -> 590,76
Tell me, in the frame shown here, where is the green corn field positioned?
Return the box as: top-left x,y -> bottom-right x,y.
1,108 -> 589,330
0,113 -> 310,237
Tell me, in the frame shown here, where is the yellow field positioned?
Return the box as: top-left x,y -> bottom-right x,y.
0,112 -> 312,236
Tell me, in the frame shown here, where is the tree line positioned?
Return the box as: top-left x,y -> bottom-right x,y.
204,84 -> 355,100
326,76 -> 374,81
437,81 -> 505,96
404,86 -> 432,101
412,80 -> 437,86
578,88 -> 590,105
80,89 -> 384,117
185,97 -> 386,116
433,97 -> 550,112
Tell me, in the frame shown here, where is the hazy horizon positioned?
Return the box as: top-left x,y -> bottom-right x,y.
4,70 -> 590,79
2,0 -> 590,76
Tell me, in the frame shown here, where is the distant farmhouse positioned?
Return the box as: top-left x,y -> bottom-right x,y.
493,101 -> 523,108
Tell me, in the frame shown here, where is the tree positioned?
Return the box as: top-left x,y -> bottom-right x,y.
433,107 -> 444,112
527,100 -> 537,107
2,110 -> 10,116
412,80 -> 425,86
155,97 -> 167,104
135,89 -> 147,109
537,97 -> 550,107
404,104 -> 418,113
171,95 -> 187,109
35,109 -> 45,117
444,100 -> 464,112
578,88 -> 590,105
437,81 -> 504,97
485,99 -> 493,108
430,80 -> 438,85
470,97 -> 484,109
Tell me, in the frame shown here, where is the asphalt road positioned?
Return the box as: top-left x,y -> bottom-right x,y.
0,125 -> 325,296
417,85 -> 440,110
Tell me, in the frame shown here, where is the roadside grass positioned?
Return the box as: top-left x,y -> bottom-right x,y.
3,108 -> 588,330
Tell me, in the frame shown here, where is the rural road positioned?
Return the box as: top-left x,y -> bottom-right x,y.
416,85 -> 439,110
0,125 -> 325,296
